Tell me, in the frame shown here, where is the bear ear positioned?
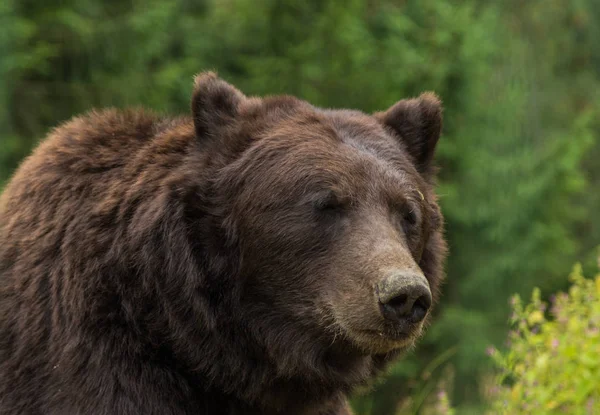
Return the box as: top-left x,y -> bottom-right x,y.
191,72 -> 246,139
375,92 -> 443,175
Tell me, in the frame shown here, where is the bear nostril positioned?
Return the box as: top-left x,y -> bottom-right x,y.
410,295 -> 431,323
387,293 -> 408,309
378,278 -> 432,324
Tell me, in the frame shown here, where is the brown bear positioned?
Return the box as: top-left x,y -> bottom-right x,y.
0,72 -> 447,415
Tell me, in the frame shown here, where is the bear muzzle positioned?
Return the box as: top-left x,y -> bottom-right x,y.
376,272 -> 432,325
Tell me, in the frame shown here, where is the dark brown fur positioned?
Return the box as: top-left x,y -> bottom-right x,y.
0,73 -> 447,414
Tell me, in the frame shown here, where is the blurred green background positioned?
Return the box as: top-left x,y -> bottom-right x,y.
1,0 -> 599,413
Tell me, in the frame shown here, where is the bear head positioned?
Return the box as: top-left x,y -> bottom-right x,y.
188,73 -> 447,392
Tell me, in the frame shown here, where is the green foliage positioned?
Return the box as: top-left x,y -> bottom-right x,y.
1,0 -> 599,412
489,263 -> 600,414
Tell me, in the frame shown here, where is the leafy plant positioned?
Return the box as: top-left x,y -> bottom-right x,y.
489,262 -> 600,414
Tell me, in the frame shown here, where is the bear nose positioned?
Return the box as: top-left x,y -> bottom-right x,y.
377,273 -> 432,324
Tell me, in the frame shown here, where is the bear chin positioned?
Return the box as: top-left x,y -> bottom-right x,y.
338,321 -> 425,355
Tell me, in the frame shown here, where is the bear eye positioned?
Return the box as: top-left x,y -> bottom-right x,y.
313,191 -> 347,214
399,204 -> 420,233
404,208 -> 417,226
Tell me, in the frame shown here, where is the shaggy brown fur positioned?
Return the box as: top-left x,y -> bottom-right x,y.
0,73 -> 447,414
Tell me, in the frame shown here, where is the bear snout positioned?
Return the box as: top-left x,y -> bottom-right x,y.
376,272 -> 432,325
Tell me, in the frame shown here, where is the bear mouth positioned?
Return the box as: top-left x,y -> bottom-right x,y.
363,326 -> 420,343
346,324 -> 424,354
329,306 -> 426,354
